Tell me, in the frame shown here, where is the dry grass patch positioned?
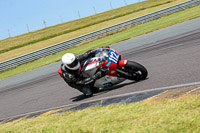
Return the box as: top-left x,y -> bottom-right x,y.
0,4 -> 199,79
0,0 -> 187,59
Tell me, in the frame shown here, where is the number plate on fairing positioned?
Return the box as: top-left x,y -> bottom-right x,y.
107,49 -> 120,64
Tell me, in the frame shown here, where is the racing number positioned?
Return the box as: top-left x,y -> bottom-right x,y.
108,51 -> 119,64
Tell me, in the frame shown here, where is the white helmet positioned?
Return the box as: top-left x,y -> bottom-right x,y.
62,53 -> 80,70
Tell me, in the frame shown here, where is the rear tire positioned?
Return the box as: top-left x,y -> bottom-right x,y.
122,61 -> 148,81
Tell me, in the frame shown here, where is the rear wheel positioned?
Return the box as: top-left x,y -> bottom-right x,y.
120,61 -> 148,81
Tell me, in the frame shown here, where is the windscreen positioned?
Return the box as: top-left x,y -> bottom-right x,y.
95,48 -> 110,64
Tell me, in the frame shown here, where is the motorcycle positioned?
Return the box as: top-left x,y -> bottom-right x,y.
58,48 -> 148,96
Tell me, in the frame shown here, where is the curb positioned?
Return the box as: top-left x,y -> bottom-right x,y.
1,84 -> 200,125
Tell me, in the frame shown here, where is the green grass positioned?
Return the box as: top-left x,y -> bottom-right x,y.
0,5 -> 200,80
0,0 -> 186,55
0,94 -> 199,132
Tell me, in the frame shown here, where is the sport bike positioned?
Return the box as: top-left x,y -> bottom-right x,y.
74,48 -> 148,95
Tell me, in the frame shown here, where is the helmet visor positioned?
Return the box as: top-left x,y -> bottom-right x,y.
67,58 -> 79,68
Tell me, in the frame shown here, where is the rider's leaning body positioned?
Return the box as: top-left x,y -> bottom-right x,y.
60,46 -> 110,95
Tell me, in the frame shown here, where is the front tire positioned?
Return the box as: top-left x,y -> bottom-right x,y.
121,61 -> 148,81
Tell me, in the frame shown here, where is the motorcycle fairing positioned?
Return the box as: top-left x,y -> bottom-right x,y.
94,75 -> 125,88
102,49 -> 121,77
118,60 -> 128,69
107,49 -> 120,64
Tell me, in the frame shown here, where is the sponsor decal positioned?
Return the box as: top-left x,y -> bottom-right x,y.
111,71 -> 115,74
106,62 -> 111,67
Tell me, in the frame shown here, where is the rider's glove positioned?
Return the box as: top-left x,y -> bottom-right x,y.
63,73 -> 76,82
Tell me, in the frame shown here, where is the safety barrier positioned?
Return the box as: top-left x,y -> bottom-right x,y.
0,0 -> 199,72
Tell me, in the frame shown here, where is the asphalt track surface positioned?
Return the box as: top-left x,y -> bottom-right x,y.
1,21 -> 200,120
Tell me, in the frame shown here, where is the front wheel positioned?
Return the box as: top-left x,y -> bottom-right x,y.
119,61 -> 148,81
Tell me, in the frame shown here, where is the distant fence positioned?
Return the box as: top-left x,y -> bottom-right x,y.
0,0 -> 199,72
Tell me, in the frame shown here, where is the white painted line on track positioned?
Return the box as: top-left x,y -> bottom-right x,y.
1,81 -> 200,121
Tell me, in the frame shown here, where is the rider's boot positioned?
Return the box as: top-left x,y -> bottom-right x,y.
82,86 -> 93,96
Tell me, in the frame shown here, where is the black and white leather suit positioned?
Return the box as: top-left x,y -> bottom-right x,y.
60,47 -> 109,92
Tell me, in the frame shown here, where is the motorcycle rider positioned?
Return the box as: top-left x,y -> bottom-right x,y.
60,46 -> 110,96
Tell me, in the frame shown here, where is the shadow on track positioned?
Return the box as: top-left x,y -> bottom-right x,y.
70,81 -> 137,102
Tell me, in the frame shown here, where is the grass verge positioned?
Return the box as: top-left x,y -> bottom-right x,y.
0,93 -> 199,132
0,5 -> 200,80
